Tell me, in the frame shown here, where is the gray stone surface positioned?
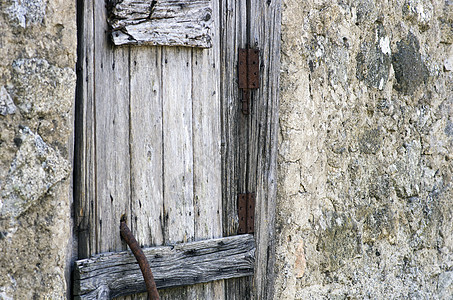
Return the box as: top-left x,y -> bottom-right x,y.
0,127 -> 70,219
356,24 -> 392,90
0,86 -> 16,116
11,58 -> 75,118
438,271 -> 453,299
277,0 -> 453,298
6,0 -> 47,28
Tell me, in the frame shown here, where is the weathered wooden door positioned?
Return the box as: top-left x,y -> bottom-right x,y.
74,0 -> 279,299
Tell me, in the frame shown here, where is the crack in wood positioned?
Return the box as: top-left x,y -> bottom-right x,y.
107,0 -> 213,47
73,234 -> 255,299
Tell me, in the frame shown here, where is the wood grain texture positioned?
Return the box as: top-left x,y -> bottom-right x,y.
76,0 -> 228,298
219,0 -> 246,241
191,14 -> 222,242
94,0 -> 131,254
73,234 -> 255,300
162,47 -> 194,245
218,0 -> 281,299
219,0 -> 254,298
249,1 -> 281,299
108,0 -> 213,48
75,0 -> 280,298
75,0 -> 96,259
75,0 -> 132,258
129,46 -> 164,247
191,47 -> 222,242
190,0 -> 224,296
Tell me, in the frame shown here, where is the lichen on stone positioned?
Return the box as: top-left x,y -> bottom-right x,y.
11,58 -> 75,119
392,33 -> 429,95
362,206 -> 397,244
0,86 -> 16,116
6,0 -> 46,28
391,140 -> 422,198
438,271 -> 453,298
316,211 -> 361,272
0,0 -> 75,298
355,0 -> 376,25
356,24 -> 392,90
402,0 -> 434,31
277,1 -> 453,298
358,127 -> 382,154
0,127 -> 70,219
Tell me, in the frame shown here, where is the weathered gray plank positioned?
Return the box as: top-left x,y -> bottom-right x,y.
162,47 -> 194,245
76,1 -> 280,300
219,0 -> 247,241
191,35 -> 222,240
94,0 -> 131,254
75,0 -> 132,257
160,46 -> 213,300
74,234 -> 255,300
129,46 -> 164,247
129,44 -> 160,300
218,0 -> 254,299
249,2 -> 280,299
75,0 -> 96,259
108,0 -> 213,48
191,0 -> 223,295
217,0 -> 280,299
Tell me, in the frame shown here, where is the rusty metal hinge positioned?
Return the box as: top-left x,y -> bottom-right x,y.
238,48 -> 260,115
238,193 -> 255,234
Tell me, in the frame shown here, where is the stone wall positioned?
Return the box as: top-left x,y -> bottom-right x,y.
276,0 -> 453,298
0,0 -> 76,298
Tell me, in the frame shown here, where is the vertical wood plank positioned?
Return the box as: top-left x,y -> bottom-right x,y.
94,0 -> 131,254
129,46 -> 164,248
75,0 -> 96,259
249,1 -> 281,299
192,7 -> 222,243
191,0 -> 224,295
246,3 -> 261,298
160,46 -> 198,300
127,46 -> 164,300
219,0 -> 253,299
220,0 -> 247,241
162,47 -> 194,245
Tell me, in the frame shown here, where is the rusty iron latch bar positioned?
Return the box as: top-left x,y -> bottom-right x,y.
238,193 -> 255,234
120,215 -> 160,300
238,48 -> 260,115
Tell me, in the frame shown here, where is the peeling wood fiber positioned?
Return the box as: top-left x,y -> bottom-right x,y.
73,235 -> 255,299
108,0 -> 213,48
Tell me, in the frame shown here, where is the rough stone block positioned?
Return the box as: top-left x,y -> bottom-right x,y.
11,58 -> 75,118
0,127 -> 69,219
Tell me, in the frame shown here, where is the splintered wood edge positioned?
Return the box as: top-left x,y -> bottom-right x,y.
73,234 -> 255,299
107,0 -> 213,48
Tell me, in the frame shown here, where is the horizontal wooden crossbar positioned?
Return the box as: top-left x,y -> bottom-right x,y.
73,234 -> 255,299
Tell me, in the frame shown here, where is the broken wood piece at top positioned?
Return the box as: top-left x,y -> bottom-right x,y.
108,0 -> 213,48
